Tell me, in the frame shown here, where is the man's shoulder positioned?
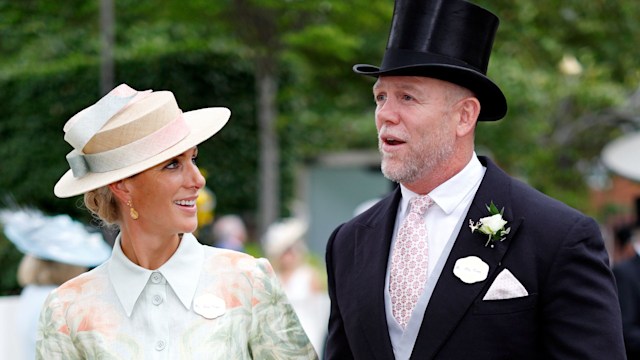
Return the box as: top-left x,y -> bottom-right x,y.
508,175 -> 586,221
481,160 -> 597,242
482,158 -> 588,223
44,266 -> 109,309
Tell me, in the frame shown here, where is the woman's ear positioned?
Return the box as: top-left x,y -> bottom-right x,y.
456,97 -> 480,137
108,180 -> 131,204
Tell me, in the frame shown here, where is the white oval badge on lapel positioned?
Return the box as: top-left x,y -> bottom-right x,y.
453,256 -> 489,284
194,294 -> 226,319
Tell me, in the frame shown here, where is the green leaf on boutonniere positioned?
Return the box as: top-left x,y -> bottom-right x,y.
486,201 -> 504,216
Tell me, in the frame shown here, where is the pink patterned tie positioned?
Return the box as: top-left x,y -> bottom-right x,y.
389,195 -> 433,329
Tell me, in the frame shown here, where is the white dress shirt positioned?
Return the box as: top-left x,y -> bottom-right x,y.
385,154 -> 486,360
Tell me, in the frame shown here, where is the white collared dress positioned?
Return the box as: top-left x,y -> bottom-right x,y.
36,233 -> 317,359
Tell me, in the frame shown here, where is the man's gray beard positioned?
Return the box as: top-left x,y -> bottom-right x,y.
380,152 -> 420,184
379,140 -> 454,185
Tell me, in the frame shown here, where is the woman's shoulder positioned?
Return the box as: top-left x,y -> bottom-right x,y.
203,247 -> 274,276
204,245 -> 255,261
46,266 -> 109,305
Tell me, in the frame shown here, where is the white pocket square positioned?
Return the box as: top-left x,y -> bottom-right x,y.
482,268 -> 528,300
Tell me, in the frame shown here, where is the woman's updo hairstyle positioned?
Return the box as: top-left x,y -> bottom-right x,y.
84,186 -> 121,226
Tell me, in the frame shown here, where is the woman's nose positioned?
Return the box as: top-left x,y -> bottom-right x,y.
188,164 -> 206,189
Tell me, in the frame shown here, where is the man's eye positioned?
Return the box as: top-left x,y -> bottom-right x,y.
375,94 -> 386,102
402,95 -> 413,101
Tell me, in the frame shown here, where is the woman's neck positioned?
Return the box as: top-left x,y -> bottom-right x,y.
118,225 -> 181,270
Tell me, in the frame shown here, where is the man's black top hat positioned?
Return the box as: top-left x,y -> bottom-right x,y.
354,0 -> 507,121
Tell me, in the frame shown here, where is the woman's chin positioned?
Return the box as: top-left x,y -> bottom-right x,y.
178,222 -> 199,235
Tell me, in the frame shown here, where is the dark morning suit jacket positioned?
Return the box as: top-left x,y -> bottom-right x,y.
325,156 -> 625,359
613,254 -> 640,359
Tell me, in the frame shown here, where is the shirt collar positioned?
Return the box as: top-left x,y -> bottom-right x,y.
400,153 -> 485,214
108,233 -> 204,317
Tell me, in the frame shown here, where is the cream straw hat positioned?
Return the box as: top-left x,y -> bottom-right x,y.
54,84 -> 230,198
262,218 -> 308,259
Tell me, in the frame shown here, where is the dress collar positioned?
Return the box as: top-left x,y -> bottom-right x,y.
108,233 -> 204,317
400,153 -> 485,214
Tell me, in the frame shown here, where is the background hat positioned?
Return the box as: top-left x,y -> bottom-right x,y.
601,131 -> 640,183
0,208 -> 112,267
353,0 -> 507,121
262,218 -> 308,259
54,84 -> 231,198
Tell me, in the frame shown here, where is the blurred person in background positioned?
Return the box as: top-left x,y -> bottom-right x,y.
613,199 -> 640,359
210,214 -> 248,252
263,218 -> 329,358
0,208 -> 111,360
613,223 -> 636,265
38,84 -> 317,359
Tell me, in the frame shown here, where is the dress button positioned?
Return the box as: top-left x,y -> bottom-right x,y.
151,272 -> 163,284
155,340 -> 166,351
152,294 -> 163,305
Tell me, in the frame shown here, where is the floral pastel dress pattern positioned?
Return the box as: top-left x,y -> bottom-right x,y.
36,234 -> 318,359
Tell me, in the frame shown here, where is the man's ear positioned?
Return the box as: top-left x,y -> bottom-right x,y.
456,97 -> 480,137
108,180 -> 131,204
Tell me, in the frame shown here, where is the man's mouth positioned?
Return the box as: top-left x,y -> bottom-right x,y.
382,136 -> 406,146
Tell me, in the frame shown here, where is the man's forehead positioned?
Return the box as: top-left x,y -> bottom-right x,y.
373,76 -> 451,91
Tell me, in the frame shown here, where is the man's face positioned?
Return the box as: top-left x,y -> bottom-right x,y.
373,76 -> 459,186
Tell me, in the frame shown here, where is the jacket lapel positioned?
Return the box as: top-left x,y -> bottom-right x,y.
352,188 -> 402,360
411,156 -> 524,359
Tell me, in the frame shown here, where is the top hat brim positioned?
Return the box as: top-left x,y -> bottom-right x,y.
353,63 -> 507,121
54,107 -> 230,198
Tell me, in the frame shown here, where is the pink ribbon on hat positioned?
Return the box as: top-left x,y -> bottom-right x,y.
75,114 -> 190,174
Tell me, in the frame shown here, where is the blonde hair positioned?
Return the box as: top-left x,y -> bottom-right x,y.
84,186 -> 121,226
17,254 -> 87,286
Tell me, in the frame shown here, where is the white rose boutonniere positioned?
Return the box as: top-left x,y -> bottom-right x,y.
469,201 -> 511,247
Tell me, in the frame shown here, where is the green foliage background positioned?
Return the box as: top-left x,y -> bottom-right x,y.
1,0 -> 640,294
0,50 -> 267,219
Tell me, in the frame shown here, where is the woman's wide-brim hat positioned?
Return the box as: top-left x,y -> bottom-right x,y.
601,132 -> 640,182
0,208 -> 112,267
54,84 -> 230,198
353,0 -> 507,121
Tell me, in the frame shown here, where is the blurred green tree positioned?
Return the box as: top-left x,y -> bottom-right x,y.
1,0 -> 640,294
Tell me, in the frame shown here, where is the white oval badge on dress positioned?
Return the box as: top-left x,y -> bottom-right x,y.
453,256 -> 489,284
193,294 -> 226,319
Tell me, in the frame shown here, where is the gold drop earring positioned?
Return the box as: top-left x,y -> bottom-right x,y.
127,200 -> 139,220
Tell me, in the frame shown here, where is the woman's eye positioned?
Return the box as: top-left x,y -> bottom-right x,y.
165,159 -> 179,169
192,155 -> 198,165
